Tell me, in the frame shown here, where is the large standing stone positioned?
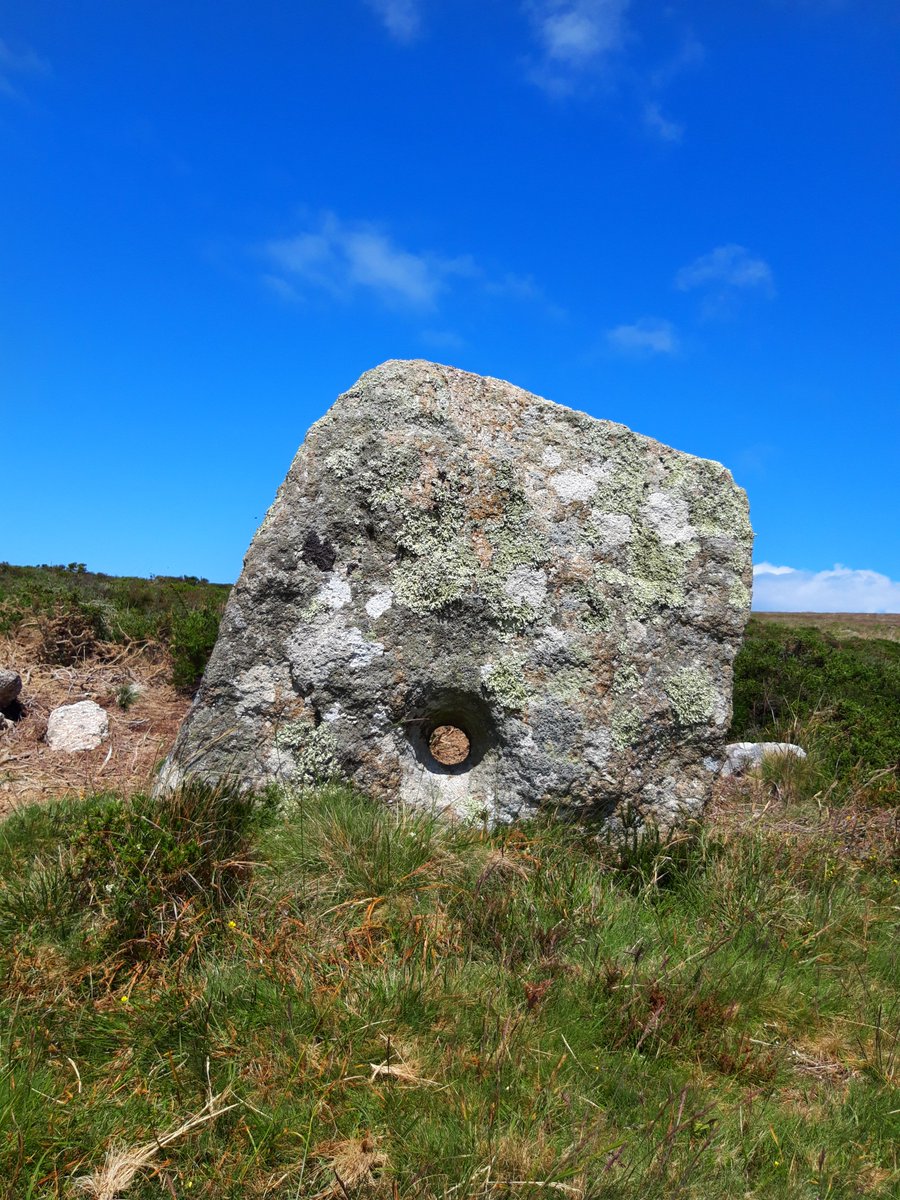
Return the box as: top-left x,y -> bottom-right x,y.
160,360 -> 753,828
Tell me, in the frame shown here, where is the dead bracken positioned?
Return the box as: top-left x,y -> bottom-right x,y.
429,723 -> 470,766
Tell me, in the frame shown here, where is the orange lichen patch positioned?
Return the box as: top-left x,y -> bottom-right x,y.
429,725 -> 470,766
472,529 -> 495,568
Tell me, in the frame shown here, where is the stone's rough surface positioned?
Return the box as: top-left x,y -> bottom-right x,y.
46,700 -> 109,752
721,742 -> 807,778
0,670 -> 22,711
160,360 -> 753,828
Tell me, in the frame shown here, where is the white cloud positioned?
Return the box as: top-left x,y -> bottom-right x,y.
365,0 -> 422,44
675,244 -> 774,318
676,244 -> 774,293
752,563 -> 900,613
264,214 -> 455,309
606,317 -> 679,355
643,101 -> 683,143
525,0 -> 630,92
0,37 -> 50,100
262,212 -> 552,315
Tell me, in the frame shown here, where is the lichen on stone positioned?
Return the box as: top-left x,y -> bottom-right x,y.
274,719 -> 341,786
665,667 -> 717,725
611,704 -> 643,750
481,657 -> 528,711
159,359 -> 753,831
324,447 -> 358,477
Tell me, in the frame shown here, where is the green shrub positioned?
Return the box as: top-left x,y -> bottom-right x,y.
731,619 -> 900,803
0,782 -> 263,952
168,603 -> 222,690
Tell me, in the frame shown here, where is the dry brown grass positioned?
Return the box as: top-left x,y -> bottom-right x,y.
754,611 -> 900,642
0,635 -> 189,817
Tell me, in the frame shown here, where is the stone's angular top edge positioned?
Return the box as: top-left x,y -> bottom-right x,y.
335,359 -> 743,484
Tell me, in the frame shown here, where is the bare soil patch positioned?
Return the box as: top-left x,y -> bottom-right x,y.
0,633 -> 189,818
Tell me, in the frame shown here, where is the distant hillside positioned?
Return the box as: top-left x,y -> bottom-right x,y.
0,563 -> 229,689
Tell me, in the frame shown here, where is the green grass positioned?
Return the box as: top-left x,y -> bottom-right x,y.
0,562 -> 229,689
1,782 -> 898,1199
730,618 -> 900,806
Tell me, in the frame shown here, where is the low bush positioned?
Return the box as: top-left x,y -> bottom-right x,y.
731,619 -> 900,805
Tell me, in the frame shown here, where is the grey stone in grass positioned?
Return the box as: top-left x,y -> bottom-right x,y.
159,360 -> 753,830
720,742 -> 807,778
0,669 -> 22,711
45,700 -> 109,752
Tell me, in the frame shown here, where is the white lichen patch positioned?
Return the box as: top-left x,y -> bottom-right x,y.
665,667 -> 717,725
344,628 -> 385,669
641,491 -> 696,547
502,565 -> 547,608
541,447 -> 562,468
316,575 -> 352,610
590,511 -> 633,549
234,664 -> 279,719
582,727 -> 612,770
365,588 -> 394,619
551,470 -> 597,503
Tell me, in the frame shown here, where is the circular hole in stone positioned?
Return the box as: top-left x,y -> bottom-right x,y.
428,724 -> 470,767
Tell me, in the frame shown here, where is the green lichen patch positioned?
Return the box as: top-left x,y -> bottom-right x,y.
482,657 -> 529,712
686,462 -> 752,540
548,666 -> 596,705
611,704 -> 643,750
613,663 -> 641,695
728,578 -> 752,610
274,720 -> 342,786
665,667 -> 717,725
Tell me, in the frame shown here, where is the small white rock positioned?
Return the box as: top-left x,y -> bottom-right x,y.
46,700 -> 109,752
720,741 -> 807,778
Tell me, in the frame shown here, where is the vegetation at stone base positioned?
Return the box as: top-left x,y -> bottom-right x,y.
0,563 -> 229,690
1,779 -> 898,1199
730,618 -> 900,807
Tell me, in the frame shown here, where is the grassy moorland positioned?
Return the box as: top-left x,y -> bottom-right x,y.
0,563 -> 228,690
0,573 -> 898,1198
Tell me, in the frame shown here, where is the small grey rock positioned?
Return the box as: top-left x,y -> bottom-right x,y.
159,360 -> 753,830
0,669 -> 22,710
46,700 -> 109,752
721,741 -> 807,777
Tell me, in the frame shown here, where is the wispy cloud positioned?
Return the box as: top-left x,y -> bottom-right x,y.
524,0 -> 630,94
0,37 -> 50,100
752,563 -> 900,613
365,0 -> 422,44
264,215 -> 453,309
262,212 -> 552,315
676,244 -> 774,292
675,244 -> 775,317
643,101 -> 683,143
606,317 -> 679,356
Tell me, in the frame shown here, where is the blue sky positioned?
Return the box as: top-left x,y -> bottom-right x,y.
2,1 -> 898,610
